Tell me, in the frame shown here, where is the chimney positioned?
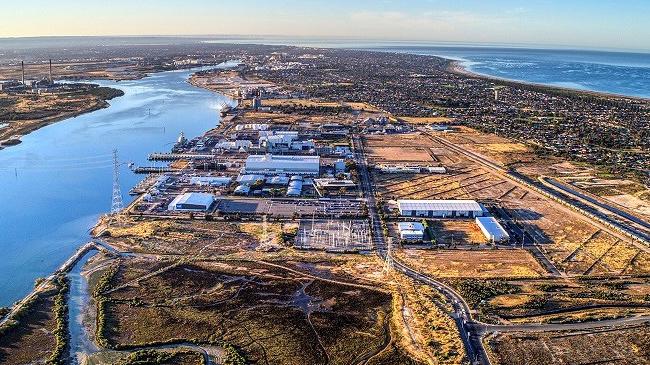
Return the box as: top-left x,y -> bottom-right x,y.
21,61 -> 25,85
49,59 -> 53,84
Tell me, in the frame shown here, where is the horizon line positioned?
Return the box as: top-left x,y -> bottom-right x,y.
0,34 -> 648,54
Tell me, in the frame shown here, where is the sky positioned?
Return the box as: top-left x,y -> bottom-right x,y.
1,0 -> 649,51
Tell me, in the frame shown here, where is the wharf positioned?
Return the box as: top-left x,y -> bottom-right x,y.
134,166 -> 176,174
148,152 -> 215,161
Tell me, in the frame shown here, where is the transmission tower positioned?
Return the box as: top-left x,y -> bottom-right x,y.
111,149 -> 124,214
383,237 -> 394,274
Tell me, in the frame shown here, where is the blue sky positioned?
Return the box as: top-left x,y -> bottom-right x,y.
1,0 -> 649,51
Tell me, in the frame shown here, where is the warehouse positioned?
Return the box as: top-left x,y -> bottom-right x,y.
476,217 -> 510,243
168,192 -> 216,212
245,154 -> 320,176
397,200 -> 484,218
398,222 -> 426,241
190,176 -> 232,186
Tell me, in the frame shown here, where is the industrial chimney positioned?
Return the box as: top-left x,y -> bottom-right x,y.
49,59 -> 53,84
21,61 -> 25,85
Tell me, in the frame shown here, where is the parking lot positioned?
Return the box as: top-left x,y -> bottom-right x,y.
215,198 -> 365,217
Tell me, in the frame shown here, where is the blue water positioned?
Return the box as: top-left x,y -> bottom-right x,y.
205,38 -> 650,98
1,39 -> 649,306
0,66 -> 233,306
363,46 -> 650,98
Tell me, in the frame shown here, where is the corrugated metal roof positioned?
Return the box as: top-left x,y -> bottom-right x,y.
246,154 -> 320,163
476,217 -> 509,240
397,200 -> 482,212
398,222 -> 425,231
175,193 -> 215,207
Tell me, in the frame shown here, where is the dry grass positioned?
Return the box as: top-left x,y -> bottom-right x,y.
390,272 -> 465,364
395,249 -> 546,278
397,116 -> 454,124
366,146 -> 433,162
488,325 -> 650,365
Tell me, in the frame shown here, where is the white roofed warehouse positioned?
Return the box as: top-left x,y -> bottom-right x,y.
168,192 -> 216,212
398,222 -> 426,241
476,217 -> 510,243
397,200 -> 484,218
244,154 -> 320,176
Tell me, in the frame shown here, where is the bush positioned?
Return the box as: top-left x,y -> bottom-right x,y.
47,276 -> 70,365
454,279 -> 521,308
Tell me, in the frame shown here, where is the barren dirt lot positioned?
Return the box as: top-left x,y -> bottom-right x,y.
366,146 -> 434,162
488,325 -> 650,365
395,249 -> 546,278
369,130 -> 650,277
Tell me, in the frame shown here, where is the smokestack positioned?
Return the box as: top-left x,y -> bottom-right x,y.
49,59 -> 53,84
21,61 -> 25,85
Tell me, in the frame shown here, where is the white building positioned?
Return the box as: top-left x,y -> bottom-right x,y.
189,176 -> 232,187
398,222 -> 425,241
245,154 -> 320,176
476,217 -> 510,243
378,164 -> 446,174
259,131 -> 315,152
214,140 -> 252,152
168,193 -> 216,212
397,200 -> 484,218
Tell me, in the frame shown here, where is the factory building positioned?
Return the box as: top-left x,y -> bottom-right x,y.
190,176 -> 232,187
168,192 -> 216,212
313,178 -> 355,196
398,222 -> 426,241
214,139 -> 253,152
397,200 -> 484,218
258,131 -> 315,153
378,164 -> 446,174
287,176 -> 303,196
245,154 -> 320,176
476,217 -> 510,243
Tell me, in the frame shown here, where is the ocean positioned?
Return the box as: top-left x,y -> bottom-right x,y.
1,37 -> 648,306
204,38 -> 650,99
362,45 -> 650,98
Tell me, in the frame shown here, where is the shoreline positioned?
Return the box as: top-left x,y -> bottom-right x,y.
0,62 -> 230,152
0,100 -> 110,150
0,89 -> 124,151
0,241 -> 100,327
0,66 -> 229,311
445,59 -> 650,102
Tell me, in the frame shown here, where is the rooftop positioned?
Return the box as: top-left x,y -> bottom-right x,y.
171,192 -> 215,207
247,154 -> 320,163
398,222 -> 425,231
397,200 -> 483,212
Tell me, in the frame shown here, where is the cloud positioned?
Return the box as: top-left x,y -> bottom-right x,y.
345,10 -> 514,41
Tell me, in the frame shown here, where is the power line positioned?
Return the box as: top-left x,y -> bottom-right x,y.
111,149 -> 124,214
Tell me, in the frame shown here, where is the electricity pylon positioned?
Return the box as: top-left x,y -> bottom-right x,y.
111,149 -> 124,215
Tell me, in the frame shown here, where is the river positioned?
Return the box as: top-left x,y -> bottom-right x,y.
0,65 -> 234,307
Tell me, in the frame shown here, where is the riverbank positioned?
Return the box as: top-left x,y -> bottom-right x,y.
0,86 -> 124,150
0,241 -> 99,327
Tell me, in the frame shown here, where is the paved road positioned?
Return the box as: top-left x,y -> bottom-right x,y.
352,135 -> 490,365
541,176 -> 650,241
473,316 -> 650,334
426,131 -> 650,250
353,132 -> 650,365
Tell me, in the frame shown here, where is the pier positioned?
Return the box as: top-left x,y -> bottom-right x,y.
148,152 -> 215,161
133,166 -> 176,174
